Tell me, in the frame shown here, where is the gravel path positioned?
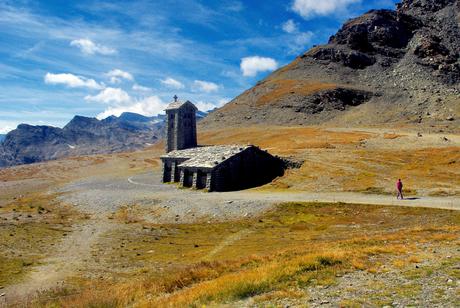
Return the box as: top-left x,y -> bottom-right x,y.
57,173 -> 275,223
3,217 -> 116,305
57,172 -> 459,224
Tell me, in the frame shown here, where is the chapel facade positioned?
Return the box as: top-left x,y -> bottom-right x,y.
160,97 -> 283,192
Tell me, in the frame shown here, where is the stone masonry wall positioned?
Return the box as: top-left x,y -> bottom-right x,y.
211,147 -> 284,191
165,104 -> 197,153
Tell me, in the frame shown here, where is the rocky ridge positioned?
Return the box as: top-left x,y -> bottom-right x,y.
0,113 -> 164,168
201,0 -> 460,131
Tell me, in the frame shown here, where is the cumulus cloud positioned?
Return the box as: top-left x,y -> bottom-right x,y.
194,98 -> 229,112
289,31 -> 314,54
292,0 -> 361,19
240,56 -> 278,77
70,38 -> 116,55
44,72 -> 103,89
132,84 -> 151,92
84,87 -> 131,104
0,123 -> 16,134
106,69 -> 134,84
96,96 -> 166,119
280,19 -> 314,54
192,80 -> 219,93
160,77 -> 184,89
194,101 -> 218,112
86,87 -> 167,119
217,98 -> 230,106
282,19 -> 298,33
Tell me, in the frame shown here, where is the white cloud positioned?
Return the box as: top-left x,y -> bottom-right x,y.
160,77 -> 184,89
86,87 -> 167,119
292,0 -> 361,19
192,80 -> 219,93
282,19 -> 298,33
70,38 -> 116,55
85,87 -> 131,104
106,69 -> 134,84
132,84 -> 152,92
225,1 -> 244,12
194,101 -> 217,112
280,19 -> 314,54
217,98 -> 230,106
0,123 -> 16,134
289,31 -> 314,54
96,96 -> 166,119
44,72 -> 103,89
240,56 -> 278,77
194,98 -> 229,112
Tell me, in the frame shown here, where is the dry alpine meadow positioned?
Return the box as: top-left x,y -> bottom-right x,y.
0,126 -> 459,307
1,0 -> 460,306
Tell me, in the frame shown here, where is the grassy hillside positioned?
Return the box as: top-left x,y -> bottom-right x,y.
31,202 -> 459,307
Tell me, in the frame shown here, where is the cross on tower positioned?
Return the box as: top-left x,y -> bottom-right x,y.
173,95 -> 178,102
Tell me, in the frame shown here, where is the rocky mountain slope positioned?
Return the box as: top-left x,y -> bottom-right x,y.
0,134 -> 5,143
0,113 -> 165,168
201,0 -> 460,131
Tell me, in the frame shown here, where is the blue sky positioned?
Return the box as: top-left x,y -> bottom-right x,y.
0,0 -> 399,133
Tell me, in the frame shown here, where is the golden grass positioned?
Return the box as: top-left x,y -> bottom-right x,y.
408,255 -> 422,263
148,252 -> 342,307
32,202 -> 460,307
383,133 -> 405,139
199,126 -> 372,156
256,80 -> 337,106
268,146 -> 460,193
0,192 -> 83,286
0,221 -> 72,285
392,259 -> 406,268
198,125 -> 459,194
108,205 -> 145,224
0,255 -> 36,286
252,288 -> 305,304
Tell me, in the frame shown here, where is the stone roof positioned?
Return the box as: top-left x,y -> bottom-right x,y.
165,100 -> 197,111
161,145 -> 251,169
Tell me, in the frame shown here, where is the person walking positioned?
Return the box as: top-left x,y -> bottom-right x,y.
396,179 -> 404,200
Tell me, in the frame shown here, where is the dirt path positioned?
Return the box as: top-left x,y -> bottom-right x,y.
126,173 -> 459,211
57,172 -> 459,225
2,216 -> 115,305
219,190 -> 459,211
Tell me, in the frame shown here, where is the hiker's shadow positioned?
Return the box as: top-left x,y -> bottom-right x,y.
404,197 -> 420,200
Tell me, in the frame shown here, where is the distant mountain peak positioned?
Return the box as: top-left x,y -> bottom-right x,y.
118,112 -> 152,123
0,109 -> 211,168
64,115 -> 100,130
0,112 -> 166,168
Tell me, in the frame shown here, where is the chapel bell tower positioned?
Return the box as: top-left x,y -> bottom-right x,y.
165,95 -> 198,153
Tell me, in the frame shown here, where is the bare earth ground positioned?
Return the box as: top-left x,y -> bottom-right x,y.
0,126 -> 458,307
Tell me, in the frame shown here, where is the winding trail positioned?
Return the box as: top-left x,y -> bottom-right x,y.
205,229 -> 254,260
2,216 -> 115,305
216,190 -> 460,211
127,176 -> 164,187
126,173 -> 460,211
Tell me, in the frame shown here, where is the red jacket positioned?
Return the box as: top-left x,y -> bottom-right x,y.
396,181 -> 403,190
